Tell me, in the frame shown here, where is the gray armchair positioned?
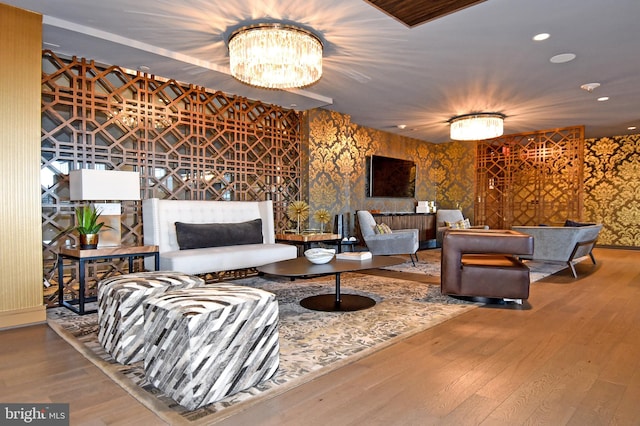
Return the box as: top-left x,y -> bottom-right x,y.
356,210 -> 419,265
436,209 -> 489,246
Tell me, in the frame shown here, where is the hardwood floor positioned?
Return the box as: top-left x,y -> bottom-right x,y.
1,248 -> 639,425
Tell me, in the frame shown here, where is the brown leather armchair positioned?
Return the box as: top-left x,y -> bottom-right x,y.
441,230 -> 534,303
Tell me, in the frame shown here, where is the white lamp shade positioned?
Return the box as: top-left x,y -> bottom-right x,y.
69,169 -> 141,201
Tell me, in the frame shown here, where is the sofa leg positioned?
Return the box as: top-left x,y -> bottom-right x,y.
409,253 -> 417,266
568,261 -> 578,278
589,252 -> 597,265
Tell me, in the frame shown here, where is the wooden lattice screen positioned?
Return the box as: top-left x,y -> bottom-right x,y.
475,126 -> 584,229
41,51 -> 303,306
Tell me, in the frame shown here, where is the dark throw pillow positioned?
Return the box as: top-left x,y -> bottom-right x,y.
175,219 -> 263,250
564,219 -> 595,227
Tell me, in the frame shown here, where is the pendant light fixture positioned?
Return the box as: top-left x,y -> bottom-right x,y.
228,23 -> 323,89
449,112 -> 506,140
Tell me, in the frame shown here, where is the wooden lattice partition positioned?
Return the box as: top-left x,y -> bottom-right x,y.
475,126 -> 584,229
41,51 -> 302,306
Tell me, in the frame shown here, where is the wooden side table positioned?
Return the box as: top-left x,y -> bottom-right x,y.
275,233 -> 344,255
57,245 -> 160,315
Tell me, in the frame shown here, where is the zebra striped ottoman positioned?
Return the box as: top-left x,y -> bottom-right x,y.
142,285 -> 280,410
97,271 -> 204,365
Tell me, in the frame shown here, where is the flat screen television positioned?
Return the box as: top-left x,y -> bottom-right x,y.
366,155 -> 416,198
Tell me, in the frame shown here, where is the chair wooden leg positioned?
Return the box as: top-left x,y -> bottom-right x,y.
589,252 -> 596,264
568,261 -> 578,278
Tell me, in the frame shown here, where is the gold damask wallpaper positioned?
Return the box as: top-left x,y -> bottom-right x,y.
430,141 -> 477,220
304,109 -> 476,235
584,134 -> 640,247
304,109 -> 638,248
303,109 -> 636,247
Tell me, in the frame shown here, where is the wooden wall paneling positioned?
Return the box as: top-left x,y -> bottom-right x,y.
475,143 -> 512,229
475,126 -> 584,229
364,0 -> 487,27
41,51 -> 302,306
0,4 -> 45,328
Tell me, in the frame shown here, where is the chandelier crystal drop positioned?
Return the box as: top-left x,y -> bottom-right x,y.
228,23 -> 323,89
449,113 -> 506,141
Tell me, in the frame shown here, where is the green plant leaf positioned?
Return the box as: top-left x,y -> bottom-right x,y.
73,204 -> 111,235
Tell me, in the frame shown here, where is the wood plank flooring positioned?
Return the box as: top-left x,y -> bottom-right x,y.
1,248 -> 638,425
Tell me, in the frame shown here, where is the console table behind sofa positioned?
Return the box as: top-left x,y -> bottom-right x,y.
142,198 -> 297,275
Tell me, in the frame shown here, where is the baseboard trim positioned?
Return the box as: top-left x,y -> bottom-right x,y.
0,305 -> 46,330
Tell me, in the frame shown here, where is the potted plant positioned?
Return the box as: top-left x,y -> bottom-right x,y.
74,204 -> 110,249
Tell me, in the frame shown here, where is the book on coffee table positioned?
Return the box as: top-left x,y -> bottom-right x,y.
336,251 -> 372,261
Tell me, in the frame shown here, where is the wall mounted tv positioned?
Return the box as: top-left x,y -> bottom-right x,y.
366,155 -> 416,198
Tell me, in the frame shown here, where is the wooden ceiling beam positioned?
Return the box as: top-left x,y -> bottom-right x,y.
365,0 -> 487,27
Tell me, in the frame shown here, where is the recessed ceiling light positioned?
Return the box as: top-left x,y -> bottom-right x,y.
628,126 -> 637,130
550,53 -> 576,63
397,124 -> 407,129
533,33 -> 550,41
597,97 -> 609,102
138,65 -> 151,72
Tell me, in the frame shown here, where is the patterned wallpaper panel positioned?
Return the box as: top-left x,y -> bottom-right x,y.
306,109 -> 477,235
584,134 -> 640,247
305,113 -> 637,247
430,141 -> 477,220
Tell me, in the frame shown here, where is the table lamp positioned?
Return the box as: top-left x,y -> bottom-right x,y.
69,169 -> 141,247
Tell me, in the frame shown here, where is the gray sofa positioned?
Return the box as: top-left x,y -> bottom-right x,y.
511,224 -> 603,278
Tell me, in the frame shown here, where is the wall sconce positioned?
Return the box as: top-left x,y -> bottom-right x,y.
69,169 -> 141,247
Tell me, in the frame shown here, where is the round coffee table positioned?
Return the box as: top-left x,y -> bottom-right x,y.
257,255 -> 404,312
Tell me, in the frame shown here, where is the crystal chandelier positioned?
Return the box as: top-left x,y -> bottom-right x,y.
228,23 -> 323,89
449,113 -> 506,141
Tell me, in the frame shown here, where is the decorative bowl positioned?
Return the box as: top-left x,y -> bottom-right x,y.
304,248 -> 336,264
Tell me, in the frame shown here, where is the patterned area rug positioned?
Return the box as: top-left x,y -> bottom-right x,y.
382,249 -> 567,282
47,273 -> 477,425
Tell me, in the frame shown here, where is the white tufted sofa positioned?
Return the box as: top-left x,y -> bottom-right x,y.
142,198 -> 297,275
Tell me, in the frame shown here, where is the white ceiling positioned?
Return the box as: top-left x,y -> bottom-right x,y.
8,0 -> 640,142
